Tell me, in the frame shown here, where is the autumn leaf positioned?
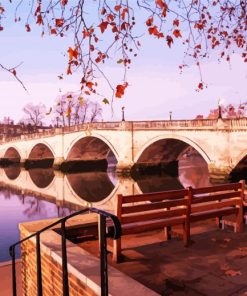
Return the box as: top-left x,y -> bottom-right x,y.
25,24 -> 31,32
0,26 -> 3,31
86,81 -> 94,88
66,107 -> 71,117
173,29 -> 182,38
36,15 -> 43,25
46,107 -> 52,115
61,0 -> 68,6
198,82 -> 204,90
0,6 -> 5,14
173,19 -> 179,27
78,97 -> 84,106
68,47 -> 78,60
102,98 -> 110,104
114,5 -> 121,12
55,19 -> 64,27
156,0 -> 165,9
50,28 -> 57,35
225,269 -> 242,277
66,65 -> 72,75
117,59 -> 123,64
99,21 -> 108,33
12,69 -> 17,76
146,17 -> 154,27
115,83 -> 128,98
166,35 -> 173,47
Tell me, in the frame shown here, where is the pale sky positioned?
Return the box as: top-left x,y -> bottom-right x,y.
0,4 -> 246,123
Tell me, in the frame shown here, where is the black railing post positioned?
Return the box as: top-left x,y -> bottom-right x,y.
100,215 -> 108,296
36,233 -> 43,296
61,219 -> 69,296
10,246 -> 17,296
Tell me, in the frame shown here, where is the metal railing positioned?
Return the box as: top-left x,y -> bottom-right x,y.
9,207 -> 121,296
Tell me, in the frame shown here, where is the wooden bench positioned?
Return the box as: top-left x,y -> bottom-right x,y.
188,180 -> 245,235
110,189 -> 190,262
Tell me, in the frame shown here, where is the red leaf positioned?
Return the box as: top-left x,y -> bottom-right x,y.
12,69 -> 17,76
99,21 -> 108,33
115,83 -> 128,98
166,35 -> 173,47
173,19 -> 179,27
56,18 -> 64,27
198,82 -> 203,90
36,15 -> 43,25
61,0 -> 68,5
101,7 -> 106,15
146,17 -> 154,27
156,0 -> 165,9
25,24 -> 31,32
173,29 -> 182,38
50,28 -> 57,35
114,5 -> 121,12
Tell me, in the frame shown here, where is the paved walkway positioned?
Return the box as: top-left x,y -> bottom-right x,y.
80,219 -> 247,296
0,260 -> 22,296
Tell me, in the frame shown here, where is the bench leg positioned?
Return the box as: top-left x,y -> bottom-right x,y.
164,226 -> 172,240
217,216 -> 223,229
236,209 -> 243,233
183,221 -> 190,247
113,238 -> 121,263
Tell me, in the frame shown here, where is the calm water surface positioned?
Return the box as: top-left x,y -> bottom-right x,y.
0,156 -> 212,262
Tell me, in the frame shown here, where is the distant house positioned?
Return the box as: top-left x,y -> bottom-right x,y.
0,123 -> 51,140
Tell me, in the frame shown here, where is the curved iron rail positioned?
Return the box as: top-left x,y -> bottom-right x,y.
9,207 -> 121,296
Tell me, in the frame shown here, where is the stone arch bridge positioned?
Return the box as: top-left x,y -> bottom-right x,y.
1,118 -> 247,181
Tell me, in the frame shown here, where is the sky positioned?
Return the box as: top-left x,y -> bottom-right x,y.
0,2 -> 247,123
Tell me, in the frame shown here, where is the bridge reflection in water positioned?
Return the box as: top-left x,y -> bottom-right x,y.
0,155 -> 218,262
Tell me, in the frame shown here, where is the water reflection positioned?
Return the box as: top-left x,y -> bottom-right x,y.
0,155 -> 213,262
29,168 -> 55,188
4,166 -> 21,180
179,155 -> 211,188
135,175 -> 184,193
66,172 -> 115,202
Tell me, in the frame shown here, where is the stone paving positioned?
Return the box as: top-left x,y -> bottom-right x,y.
79,219 -> 247,296
0,260 -> 21,296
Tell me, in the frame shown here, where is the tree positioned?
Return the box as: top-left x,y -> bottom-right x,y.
1,1 -> 247,97
22,103 -> 46,127
200,101 -> 247,119
53,92 -> 102,126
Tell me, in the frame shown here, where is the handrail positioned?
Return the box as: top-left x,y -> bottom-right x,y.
9,207 -> 121,296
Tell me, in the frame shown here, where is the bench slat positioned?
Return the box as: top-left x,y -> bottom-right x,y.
190,207 -> 237,222
122,216 -> 187,235
122,189 -> 188,203
191,183 -> 241,194
121,208 -> 187,224
191,198 -> 241,213
122,198 -> 189,214
192,192 -> 241,204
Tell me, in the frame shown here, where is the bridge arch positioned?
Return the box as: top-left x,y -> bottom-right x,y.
135,134 -> 211,164
233,149 -> 247,170
28,142 -> 55,160
65,134 -> 119,163
3,147 -> 21,162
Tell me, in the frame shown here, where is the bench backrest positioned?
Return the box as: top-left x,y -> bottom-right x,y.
188,181 -> 245,213
116,189 -> 189,224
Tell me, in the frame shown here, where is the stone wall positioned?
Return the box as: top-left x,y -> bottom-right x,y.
19,216 -> 158,296
20,225 -> 98,296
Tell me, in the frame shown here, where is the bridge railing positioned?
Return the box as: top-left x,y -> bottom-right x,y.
1,118 -> 247,144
